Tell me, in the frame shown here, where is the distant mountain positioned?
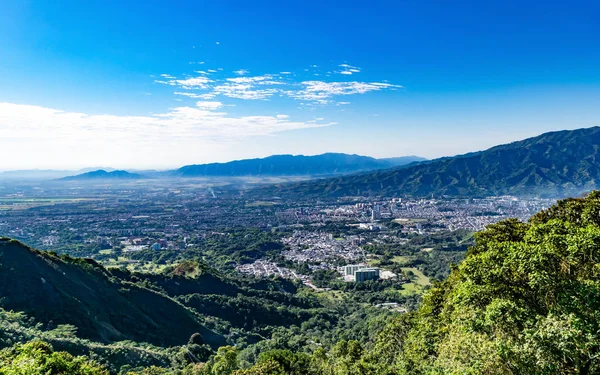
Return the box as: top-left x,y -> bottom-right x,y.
252,127 -> 600,198
0,238 -> 222,347
61,169 -> 143,181
171,153 -> 424,177
0,167 -> 115,180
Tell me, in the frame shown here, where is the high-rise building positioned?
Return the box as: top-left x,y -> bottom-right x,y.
344,264 -> 366,276
355,268 -> 380,282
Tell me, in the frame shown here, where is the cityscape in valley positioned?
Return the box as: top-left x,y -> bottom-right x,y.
2,1 -> 600,374
0,178 -> 554,285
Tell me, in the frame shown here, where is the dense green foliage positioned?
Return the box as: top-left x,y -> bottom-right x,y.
123,229 -> 286,270
0,239 -> 398,373
255,127 -> 600,198
0,239 -> 221,348
0,341 -> 108,375
366,230 -> 473,281
233,191 -> 600,374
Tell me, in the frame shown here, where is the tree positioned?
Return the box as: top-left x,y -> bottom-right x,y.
0,341 -> 108,375
210,346 -> 239,375
372,192 -> 600,374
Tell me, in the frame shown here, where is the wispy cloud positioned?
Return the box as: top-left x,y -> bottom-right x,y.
174,92 -> 217,99
195,101 -> 224,110
0,102 -> 330,143
155,76 -> 212,89
213,84 -> 279,100
287,81 -> 401,104
158,66 -> 400,104
338,64 -> 361,75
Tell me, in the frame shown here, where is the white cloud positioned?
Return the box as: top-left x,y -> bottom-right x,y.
213,83 -> 278,100
156,76 -> 212,89
287,81 -> 401,104
0,102 -> 328,141
0,102 -> 332,168
234,69 -> 249,75
174,92 -> 217,99
195,101 -> 224,110
157,68 -> 399,104
337,64 -> 361,75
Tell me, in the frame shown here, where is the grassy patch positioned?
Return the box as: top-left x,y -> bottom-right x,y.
401,267 -> 431,286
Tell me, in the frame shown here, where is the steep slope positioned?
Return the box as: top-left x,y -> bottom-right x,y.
0,239 -> 223,347
254,127 -> 600,198
236,192 -> 600,374
364,192 -> 600,374
172,153 -> 423,177
60,170 -> 143,181
113,260 -> 326,332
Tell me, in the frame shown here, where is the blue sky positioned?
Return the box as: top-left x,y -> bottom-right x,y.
0,0 -> 599,169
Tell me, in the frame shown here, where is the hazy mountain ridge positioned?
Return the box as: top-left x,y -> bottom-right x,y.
52,153 -> 426,180
253,127 -> 600,198
172,153 -> 426,177
60,169 -> 143,181
0,168 -> 116,180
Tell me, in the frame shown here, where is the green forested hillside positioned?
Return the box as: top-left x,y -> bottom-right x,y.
0,239 -> 221,348
233,191 -> 600,374
255,127 -> 600,198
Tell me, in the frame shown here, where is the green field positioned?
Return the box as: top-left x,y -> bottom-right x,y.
397,267 -> 431,296
402,267 -> 431,286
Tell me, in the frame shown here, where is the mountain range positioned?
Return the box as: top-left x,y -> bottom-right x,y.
49,153 -> 425,180
252,127 -> 600,198
60,169 -> 143,181
171,153 -> 425,177
0,167 -> 116,180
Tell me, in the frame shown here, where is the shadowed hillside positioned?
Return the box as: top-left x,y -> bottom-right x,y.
0,239 -> 223,348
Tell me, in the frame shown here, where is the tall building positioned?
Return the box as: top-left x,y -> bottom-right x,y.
355,268 -> 380,282
344,264 -> 366,276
